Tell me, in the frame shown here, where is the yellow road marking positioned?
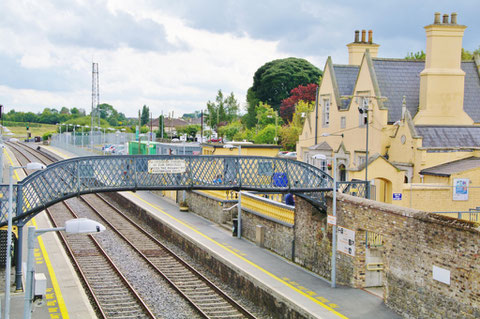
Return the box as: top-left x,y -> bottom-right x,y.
4,146 -> 69,318
131,192 -> 348,319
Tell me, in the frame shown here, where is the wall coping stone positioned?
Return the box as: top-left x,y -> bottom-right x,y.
335,192 -> 480,233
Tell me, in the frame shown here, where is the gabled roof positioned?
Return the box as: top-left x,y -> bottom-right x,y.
309,141 -> 333,151
420,156 -> 480,177
416,125 -> 480,148
371,59 -> 480,123
332,65 -> 359,109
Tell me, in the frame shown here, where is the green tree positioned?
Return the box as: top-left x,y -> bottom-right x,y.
405,51 -> 426,60
246,57 -> 322,116
206,90 -> 240,129
279,125 -> 301,151
141,105 -> 150,126
218,121 -> 243,141
176,124 -> 201,139
254,124 -> 277,144
406,47 -> 480,60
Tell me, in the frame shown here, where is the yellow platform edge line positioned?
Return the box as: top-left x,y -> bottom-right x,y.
131,192 -> 348,319
4,147 -> 69,318
31,219 -> 69,319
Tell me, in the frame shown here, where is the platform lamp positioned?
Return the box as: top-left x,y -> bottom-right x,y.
4,162 -> 46,319
23,218 -> 106,319
358,101 -> 371,199
223,144 -> 242,238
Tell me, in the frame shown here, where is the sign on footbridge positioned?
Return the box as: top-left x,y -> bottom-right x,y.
0,155 -> 334,227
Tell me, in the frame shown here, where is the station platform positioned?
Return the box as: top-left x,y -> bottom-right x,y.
119,190 -> 399,319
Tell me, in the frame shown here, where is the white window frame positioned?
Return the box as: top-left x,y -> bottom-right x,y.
322,97 -> 330,127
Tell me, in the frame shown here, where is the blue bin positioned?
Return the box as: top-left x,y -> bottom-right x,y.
273,173 -> 288,187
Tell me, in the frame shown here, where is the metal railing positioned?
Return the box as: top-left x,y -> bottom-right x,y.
0,155 -> 333,226
434,211 -> 480,223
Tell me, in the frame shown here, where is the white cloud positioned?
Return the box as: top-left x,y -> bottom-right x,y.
1,0 -> 479,119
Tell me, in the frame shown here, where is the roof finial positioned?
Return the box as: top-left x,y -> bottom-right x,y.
401,96 -> 407,120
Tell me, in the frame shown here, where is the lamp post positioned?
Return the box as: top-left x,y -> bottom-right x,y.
223,144 -> 242,238
4,162 -> 46,319
83,125 -> 89,148
74,125 -> 80,147
267,113 -> 279,144
23,218 -> 105,319
358,101 -> 371,199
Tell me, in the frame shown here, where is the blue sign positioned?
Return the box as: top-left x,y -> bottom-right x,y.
393,193 -> 402,200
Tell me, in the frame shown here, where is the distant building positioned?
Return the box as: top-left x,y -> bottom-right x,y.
297,12 -> 480,212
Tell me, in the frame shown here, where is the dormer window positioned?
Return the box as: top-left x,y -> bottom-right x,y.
322,98 -> 330,127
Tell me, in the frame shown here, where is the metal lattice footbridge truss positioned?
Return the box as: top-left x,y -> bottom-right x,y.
0,155 -> 335,227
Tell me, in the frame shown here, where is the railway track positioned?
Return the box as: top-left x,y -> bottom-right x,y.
46,201 -> 156,318
79,193 -> 255,318
8,141 -> 258,319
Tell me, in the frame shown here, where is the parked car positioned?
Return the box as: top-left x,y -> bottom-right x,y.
284,152 -> 297,159
277,151 -> 289,157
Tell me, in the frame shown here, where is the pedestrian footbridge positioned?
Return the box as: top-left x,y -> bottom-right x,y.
0,155 -> 335,227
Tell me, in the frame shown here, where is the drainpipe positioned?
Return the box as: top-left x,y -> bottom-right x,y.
314,85 -> 319,145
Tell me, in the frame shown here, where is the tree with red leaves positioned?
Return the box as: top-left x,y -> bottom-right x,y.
279,83 -> 318,122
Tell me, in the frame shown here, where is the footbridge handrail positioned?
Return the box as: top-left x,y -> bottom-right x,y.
0,155 -> 333,226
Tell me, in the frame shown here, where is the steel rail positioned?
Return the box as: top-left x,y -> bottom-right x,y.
81,193 -> 257,319
45,202 -> 156,319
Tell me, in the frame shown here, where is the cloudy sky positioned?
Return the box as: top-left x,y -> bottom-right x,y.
0,0 -> 479,118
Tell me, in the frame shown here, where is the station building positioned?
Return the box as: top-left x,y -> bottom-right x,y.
297,12 -> 480,213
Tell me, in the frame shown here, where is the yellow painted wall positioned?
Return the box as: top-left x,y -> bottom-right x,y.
202,144 -> 279,157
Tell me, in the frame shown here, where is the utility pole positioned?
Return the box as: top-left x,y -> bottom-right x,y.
161,110 -> 164,139
200,110 -> 204,143
138,110 -> 141,154
91,62 -> 99,150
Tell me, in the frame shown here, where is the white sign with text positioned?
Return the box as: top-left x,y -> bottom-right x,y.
337,226 -> 355,257
148,159 -> 186,174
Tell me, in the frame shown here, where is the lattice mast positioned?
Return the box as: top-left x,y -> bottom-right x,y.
91,62 -> 100,148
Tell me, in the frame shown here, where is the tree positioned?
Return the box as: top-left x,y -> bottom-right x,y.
405,51 -> 426,60
254,124 -> 277,144
279,83 -> 318,122
206,90 -> 240,129
218,121 -> 243,141
279,125 -> 301,151
247,57 -> 322,115
176,124 -> 201,139
141,105 -> 150,126
406,47 -> 480,60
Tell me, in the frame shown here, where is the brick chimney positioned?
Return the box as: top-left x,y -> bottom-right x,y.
414,12 -> 473,125
346,29 -> 380,65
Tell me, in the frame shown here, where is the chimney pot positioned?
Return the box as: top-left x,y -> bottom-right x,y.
451,12 -> 457,24
354,30 -> 360,43
361,30 -> 366,43
368,30 -> 373,44
434,12 -> 441,24
442,14 -> 449,24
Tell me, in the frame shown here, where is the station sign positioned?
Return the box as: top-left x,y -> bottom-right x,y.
148,159 -> 186,174
393,193 -> 402,200
337,226 -> 355,257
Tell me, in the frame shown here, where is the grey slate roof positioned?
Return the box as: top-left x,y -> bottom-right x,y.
332,65 -> 359,109
462,61 -> 480,121
416,125 -> 480,148
372,59 -> 423,123
371,59 -> 480,123
420,156 -> 480,176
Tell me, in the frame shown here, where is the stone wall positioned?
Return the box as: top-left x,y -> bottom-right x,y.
185,191 -> 236,224
295,193 -> 480,319
186,191 -> 294,259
